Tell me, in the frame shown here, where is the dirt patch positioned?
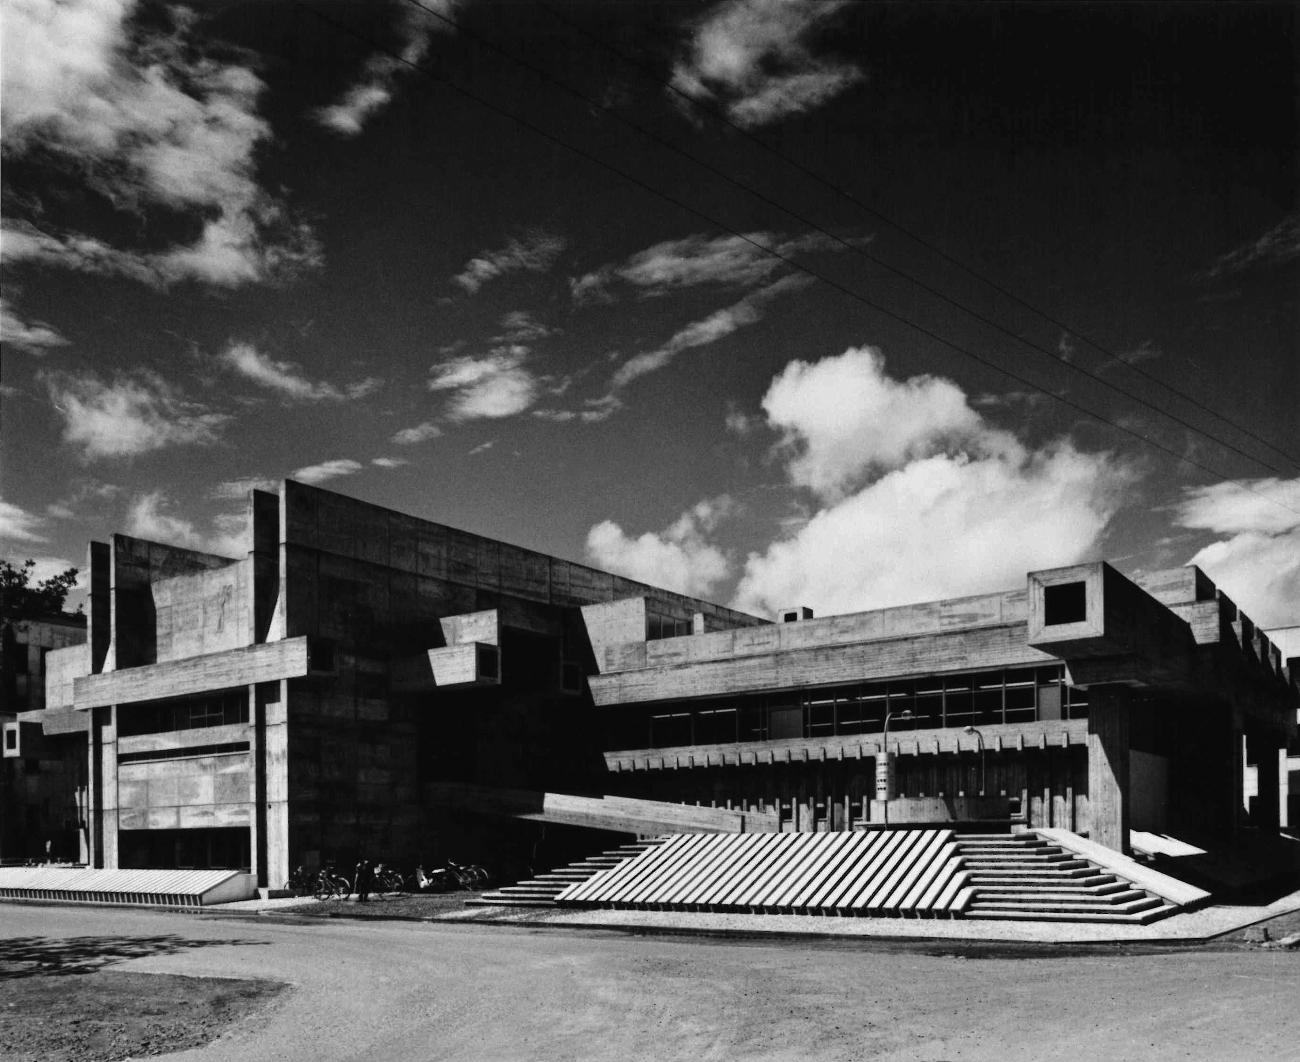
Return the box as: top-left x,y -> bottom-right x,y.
0,969 -> 288,1062
1222,907 -> 1300,948
280,890 -> 481,920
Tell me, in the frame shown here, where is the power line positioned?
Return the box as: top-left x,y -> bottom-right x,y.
301,4 -> 1300,522
538,0 -> 1300,472
398,0 -> 1297,480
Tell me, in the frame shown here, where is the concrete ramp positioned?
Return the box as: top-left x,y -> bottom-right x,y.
428,783 -> 780,834
0,866 -> 256,907
557,830 -> 970,916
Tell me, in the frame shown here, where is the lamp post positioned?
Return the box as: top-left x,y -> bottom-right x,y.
963,725 -> 985,796
880,708 -> 914,825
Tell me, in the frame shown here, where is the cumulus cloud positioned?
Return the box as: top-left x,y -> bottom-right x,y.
292,459 -> 364,485
586,498 -> 733,598
452,232 -> 566,294
1,297 -> 69,355
729,347 -> 1135,615
46,371 -> 229,459
762,345 -> 990,499
1,0 -> 319,287
1176,477 -> 1300,628
572,230 -> 843,303
220,341 -> 381,401
314,3 -> 454,137
427,345 -> 540,421
126,491 -> 247,557
670,0 -> 863,129
391,421 -> 443,445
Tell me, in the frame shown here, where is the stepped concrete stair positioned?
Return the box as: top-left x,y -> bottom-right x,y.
470,839 -> 665,908
956,832 -> 1199,924
0,866 -> 256,907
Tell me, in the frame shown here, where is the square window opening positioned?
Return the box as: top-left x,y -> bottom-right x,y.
1044,581 -> 1087,625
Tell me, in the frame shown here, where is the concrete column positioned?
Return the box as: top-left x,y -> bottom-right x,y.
263,679 -> 291,885
98,706 -> 119,869
1087,686 -> 1130,854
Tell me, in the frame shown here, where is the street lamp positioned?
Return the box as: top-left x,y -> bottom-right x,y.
880,708 -> 914,825
963,725 -> 985,796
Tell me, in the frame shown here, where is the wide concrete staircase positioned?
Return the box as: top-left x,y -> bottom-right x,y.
956,833 -> 1178,924
470,839 -> 664,908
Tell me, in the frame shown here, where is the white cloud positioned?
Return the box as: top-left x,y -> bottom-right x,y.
1,297 -> 69,354
573,230 -> 843,303
1,0 -> 319,287
46,371 -> 228,459
314,3 -> 454,137
391,421 -> 443,445
0,498 -> 47,543
670,0 -> 863,128
586,498 -> 733,598
371,456 -> 408,468
211,477 -> 277,500
1177,477 -> 1300,628
292,459 -> 364,485
428,345 -> 539,421
494,310 -> 554,343
612,273 -> 812,391
452,233 -> 566,294
467,441 -> 495,456
126,491 -> 247,557
762,345 -> 990,499
220,341 -> 381,401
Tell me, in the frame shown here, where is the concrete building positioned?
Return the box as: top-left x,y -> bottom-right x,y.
36,481 -> 1299,889
2,611 -> 88,862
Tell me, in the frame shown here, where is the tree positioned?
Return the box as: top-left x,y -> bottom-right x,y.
0,559 -> 81,621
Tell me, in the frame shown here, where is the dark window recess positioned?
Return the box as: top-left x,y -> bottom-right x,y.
768,706 -> 803,741
116,690 -> 248,737
309,640 -> 336,673
1044,581 -> 1087,625
476,644 -> 500,680
119,826 -> 250,871
647,614 -> 692,640
119,742 -> 250,764
3,729 -> 16,751
560,661 -> 584,692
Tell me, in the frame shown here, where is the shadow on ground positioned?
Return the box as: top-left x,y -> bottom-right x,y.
0,934 -> 269,980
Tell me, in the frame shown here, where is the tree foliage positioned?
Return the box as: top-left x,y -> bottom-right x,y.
0,559 -> 82,620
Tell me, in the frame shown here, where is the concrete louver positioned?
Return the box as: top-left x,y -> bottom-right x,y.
557,830 -> 972,916
0,866 -> 257,907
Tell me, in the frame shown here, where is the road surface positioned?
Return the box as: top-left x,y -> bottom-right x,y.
2,904 -> 1297,1061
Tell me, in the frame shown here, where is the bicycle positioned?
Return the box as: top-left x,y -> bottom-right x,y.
312,865 -> 353,900
373,862 -> 405,893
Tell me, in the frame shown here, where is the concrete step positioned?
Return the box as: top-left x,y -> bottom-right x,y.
961,858 -> 1090,871
966,871 -> 1113,885
972,881 -> 1130,897
467,897 -> 558,908
970,889 -> 1146,906
965,902 -> 1179,924
967,894 -> 1161,916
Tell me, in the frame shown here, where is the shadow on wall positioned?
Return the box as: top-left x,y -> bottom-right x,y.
0,933 -> 269,981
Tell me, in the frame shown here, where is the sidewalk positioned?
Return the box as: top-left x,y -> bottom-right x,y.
219,885 -> 1300,946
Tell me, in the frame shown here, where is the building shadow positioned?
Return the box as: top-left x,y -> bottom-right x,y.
0,933 -> 269,980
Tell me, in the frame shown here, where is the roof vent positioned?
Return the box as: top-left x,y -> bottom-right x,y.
779,606 -> 814,623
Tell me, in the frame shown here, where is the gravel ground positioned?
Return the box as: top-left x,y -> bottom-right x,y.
0,971 -> 287,1062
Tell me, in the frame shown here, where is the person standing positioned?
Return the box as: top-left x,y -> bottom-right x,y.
355,859 -> 373,903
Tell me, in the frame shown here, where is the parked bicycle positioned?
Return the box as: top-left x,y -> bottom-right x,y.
312,864 -> 353,900
372,862 -> 405,893
414,859 -> 490,892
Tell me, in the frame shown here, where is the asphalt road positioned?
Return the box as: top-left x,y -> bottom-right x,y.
3,904 -> 1297,1062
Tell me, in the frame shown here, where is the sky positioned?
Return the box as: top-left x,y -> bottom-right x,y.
2,0 -> 1297,630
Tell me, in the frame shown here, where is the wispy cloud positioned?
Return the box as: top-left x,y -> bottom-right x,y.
1,296 -> 69,355
493,310 -> 555,344
212,477 -> 278,500
1,2 -> 319,287
612,273 -> 812,391
46,370 -> 229,460
1201,212 -> 1300,279
292,459 -> 364,485
220,341 -> 381,401
427,345 -> 540,421
314,3 -> 454,137
670,0 -> 863,129
572,231 -> 844,303
391,421 -> 443,445
371,456 -> 408,468
0,497 -> 47,543
452,232 -> 566,294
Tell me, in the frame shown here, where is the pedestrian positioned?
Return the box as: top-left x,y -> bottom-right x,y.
355,859 -> 372,903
